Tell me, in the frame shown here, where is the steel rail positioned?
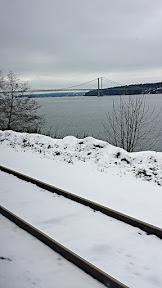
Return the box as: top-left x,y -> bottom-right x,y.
0,164 -> 162,240
0,205 -> 128,288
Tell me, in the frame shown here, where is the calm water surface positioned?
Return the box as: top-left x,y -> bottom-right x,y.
36,94 -> 162,151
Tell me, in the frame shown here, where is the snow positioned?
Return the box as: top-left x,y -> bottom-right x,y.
0,215 -> 105,288
0,130 -> 162,288
0,130 -> 162,227
1,171 -> 162,288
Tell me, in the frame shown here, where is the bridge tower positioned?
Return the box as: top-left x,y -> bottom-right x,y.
97,78 -> 100,97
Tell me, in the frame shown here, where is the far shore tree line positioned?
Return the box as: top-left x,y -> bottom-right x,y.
85,82 -> 162,96
0,70 -> 161,152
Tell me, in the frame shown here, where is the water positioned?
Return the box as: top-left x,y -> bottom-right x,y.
36,94 -> 162,152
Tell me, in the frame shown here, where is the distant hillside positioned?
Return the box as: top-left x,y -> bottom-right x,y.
85,82 -> 162,96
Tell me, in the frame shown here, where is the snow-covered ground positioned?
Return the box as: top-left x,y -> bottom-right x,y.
0,130 -> 162,287
1,171 -> 162,288
0,215 -> 105,288
0,130 -> 162,227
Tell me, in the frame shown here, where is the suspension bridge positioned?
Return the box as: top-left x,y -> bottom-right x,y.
28,77 -> 122,96
0,77 -> 122,96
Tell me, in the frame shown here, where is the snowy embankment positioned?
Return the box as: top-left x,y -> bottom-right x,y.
0,130 -> 162,226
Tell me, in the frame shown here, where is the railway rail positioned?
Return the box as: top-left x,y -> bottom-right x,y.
0,205 -> 128,288
0,164 -> 162,240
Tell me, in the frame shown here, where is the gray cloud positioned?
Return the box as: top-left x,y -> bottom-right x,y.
0,0 -> 162,88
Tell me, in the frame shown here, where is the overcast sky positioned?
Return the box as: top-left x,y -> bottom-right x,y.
0,0 -> 162,89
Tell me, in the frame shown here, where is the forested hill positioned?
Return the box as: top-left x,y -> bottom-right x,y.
85,82 -> 162,96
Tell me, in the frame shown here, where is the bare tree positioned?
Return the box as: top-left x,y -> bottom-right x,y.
0,71 -> 44,132
102,95 -> 161,152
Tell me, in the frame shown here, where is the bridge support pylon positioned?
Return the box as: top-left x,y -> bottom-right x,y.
98,78 -> 100,97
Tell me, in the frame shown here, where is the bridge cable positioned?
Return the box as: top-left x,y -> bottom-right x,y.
60,78 -> 98,90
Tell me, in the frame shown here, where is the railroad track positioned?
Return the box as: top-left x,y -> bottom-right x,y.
0,205 -> 128,288
0,164 -> 162,240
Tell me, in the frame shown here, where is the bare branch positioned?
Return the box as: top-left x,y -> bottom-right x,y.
0,71 -> 44,132
102,95 -> 161,152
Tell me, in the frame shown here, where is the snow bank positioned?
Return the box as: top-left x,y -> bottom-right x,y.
0,130 -> 162,186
